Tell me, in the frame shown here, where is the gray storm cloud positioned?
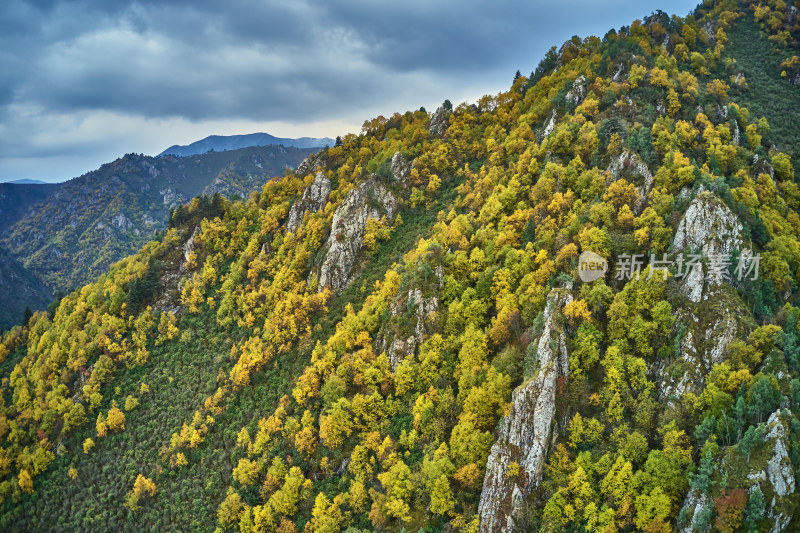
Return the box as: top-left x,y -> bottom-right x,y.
0,0 -> 700,181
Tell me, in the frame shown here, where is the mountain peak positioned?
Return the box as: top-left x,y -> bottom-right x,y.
158,132 -> 335,157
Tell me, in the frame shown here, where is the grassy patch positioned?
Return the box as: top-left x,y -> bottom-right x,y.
725,16 -> 800,171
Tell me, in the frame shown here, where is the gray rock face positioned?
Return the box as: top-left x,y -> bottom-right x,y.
112,213 -> 134,231
317,179 -> 398,292
478,286 -> 572,532
656,192 -> 754,403
46,244 -> 63,260
753,153 -> 775,180
671,192 -> 750,303
676,491 -> 713,533
390,152 -> 411,183
295,152 -> 325,177
183,226 -> 201,265
657,283 -> 751,404
611,63 -> 625,82
703,20 -> 717,47
541,110 -> 557,140
706,312 -> 738,365
676,410 -> 795,532
142,160 -> 160,179
565,75 -> 587,105
429,107 -> 451,136
667,295 -> 743,400
764,411 -> 795,499
607,150 -> 653,213
286,172 -> 331,233
159,187 -> 187,208
379,282 -> 441,371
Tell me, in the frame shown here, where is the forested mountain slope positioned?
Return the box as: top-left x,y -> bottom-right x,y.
0,248 -> 51,331
0,182 -> 58,234
1,1 -> 800,532
0,182 -> 59,328
1,144 -> 317,299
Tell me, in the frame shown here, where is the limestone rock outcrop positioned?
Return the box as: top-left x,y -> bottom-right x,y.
478,286 -> 572,532
764,411 -> 795,501
671,191 -> 750,303
676,491 -> 714,533
657,192 -> 754,402
541,110 -> 557,140
607,150 -> 653,213
111,213 -> 135,232
429,106 -> 452,136
286,172 -> 331,233
676,410 -> 796,532
565,75 -> 587,105
160,187 -> 187,209
183,226 -> 201,265
390,152 -> 411,183
295,151 -> 326,177
317,179 -> 398,292
377,269 -> 443,371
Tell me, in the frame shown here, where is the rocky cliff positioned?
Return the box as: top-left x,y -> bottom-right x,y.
657,191 -> 754,403
317,178 -> 399,292
287,172 -> 331,234
677,409 -> 796,532
478,286 -> 572,532
671,191 -> 751,303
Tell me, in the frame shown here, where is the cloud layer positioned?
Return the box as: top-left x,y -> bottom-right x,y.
0,0 -> 699,182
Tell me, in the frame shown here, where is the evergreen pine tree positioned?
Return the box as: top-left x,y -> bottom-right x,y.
783,313 -> 800,371
738,425 -> 765,461
690,449 -> 714,493
21,306 -> 33,326
743,485 -> 765,531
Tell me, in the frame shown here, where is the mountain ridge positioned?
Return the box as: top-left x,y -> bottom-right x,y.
3,179 -> 48,185
0,144 -> 319,319
159,132 -> 335,157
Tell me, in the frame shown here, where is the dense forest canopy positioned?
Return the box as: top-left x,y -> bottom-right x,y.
1,0 -> 800,531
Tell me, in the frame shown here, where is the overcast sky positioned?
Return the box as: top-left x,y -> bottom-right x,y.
0,0 -> 700,183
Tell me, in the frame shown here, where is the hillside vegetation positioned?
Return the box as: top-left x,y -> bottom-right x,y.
0,248 -> 51,331
0,183 -> 58,233
1,1 -> 800,532
1,145 -> 317,304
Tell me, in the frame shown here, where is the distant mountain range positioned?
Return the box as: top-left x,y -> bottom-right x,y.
159,132 -> 335,157
4,179 -> 48,184
0,143 -> 320,329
